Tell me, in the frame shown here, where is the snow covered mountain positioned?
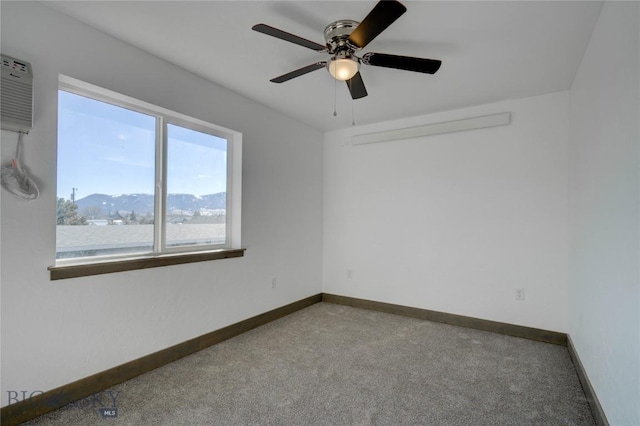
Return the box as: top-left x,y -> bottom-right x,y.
74,193 -> 226,217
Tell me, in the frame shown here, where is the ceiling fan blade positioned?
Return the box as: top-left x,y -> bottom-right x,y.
347,0 -> 407,49
346,72 -> 368,99
362,52 -> 442,74
270,62 -> 327,83
252,24 -> 327,52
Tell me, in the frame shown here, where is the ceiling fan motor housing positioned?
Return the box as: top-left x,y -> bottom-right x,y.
324,20 -> 360,53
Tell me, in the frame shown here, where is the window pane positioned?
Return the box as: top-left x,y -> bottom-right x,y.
56,90 -> 156,259
166,123 -> 227,248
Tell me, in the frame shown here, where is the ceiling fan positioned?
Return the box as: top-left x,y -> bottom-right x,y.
252,0 -> 442,100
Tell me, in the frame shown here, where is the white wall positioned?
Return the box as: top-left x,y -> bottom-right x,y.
568,2 -> 640,425
323,91 -> 570,332
0,1 -> 322,404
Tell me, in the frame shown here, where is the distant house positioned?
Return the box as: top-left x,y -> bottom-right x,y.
86,220 -> 108,226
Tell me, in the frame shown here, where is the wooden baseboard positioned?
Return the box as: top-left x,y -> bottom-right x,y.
322,293 -> 568,345
0,293 -> 322,426
566,335 -> 609,426
4,292 -> 602,426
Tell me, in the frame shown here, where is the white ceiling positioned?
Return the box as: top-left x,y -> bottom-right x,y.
44,1 -> 602,131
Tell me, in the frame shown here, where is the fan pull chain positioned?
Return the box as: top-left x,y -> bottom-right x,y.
333,77 -> 337,117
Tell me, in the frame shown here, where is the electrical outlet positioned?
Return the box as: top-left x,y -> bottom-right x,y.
271,278 -> 277,289
346,269 -> 353,279
515,288 -> 525,301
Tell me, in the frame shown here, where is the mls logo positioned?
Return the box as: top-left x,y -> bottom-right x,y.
99,408 -> 118,418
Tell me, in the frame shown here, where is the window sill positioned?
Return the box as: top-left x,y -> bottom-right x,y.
48,248 -> 245,280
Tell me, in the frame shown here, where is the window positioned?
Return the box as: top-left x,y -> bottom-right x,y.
54,76 -> 242,272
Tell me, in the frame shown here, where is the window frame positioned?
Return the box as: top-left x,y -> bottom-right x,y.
52,75 -> 242,276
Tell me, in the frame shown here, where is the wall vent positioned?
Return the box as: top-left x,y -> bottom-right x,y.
351,112 -> 511,146
1,54 -> 33,133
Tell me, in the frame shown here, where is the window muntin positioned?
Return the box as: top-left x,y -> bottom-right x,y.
55,77 -> 240,264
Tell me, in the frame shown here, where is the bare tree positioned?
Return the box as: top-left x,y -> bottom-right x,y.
82,206 -> 103,220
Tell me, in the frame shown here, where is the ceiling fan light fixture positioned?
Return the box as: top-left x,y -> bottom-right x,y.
328,57 -> 359,81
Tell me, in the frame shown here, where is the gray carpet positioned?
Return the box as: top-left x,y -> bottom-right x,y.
22,302 -> 595,425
